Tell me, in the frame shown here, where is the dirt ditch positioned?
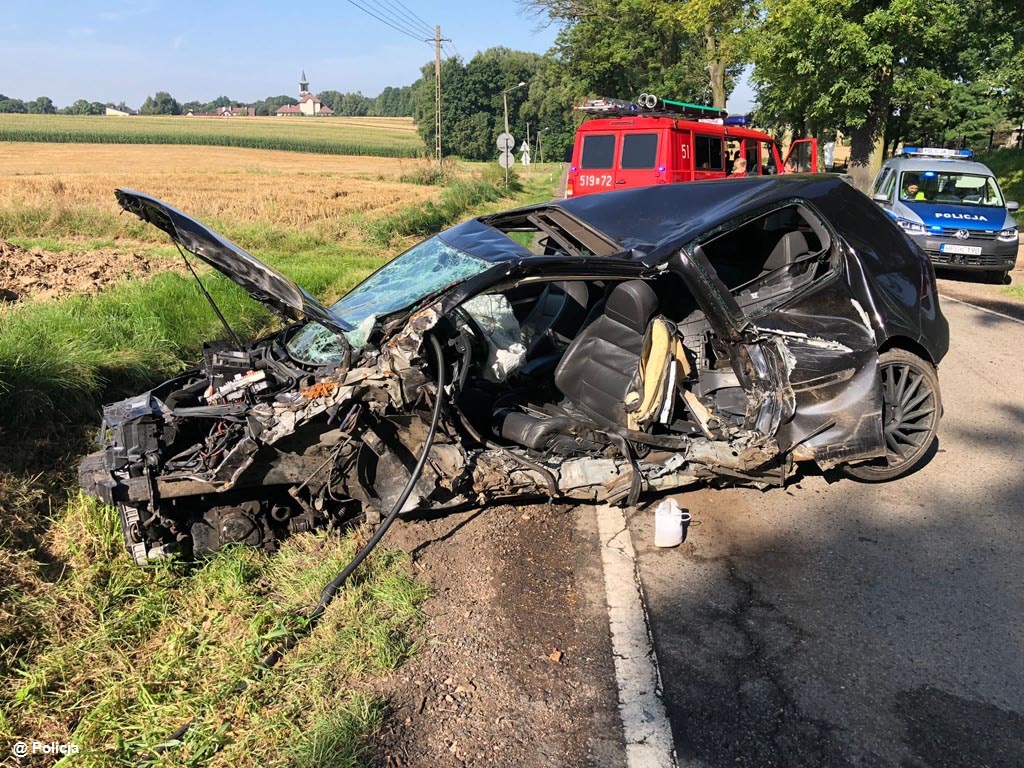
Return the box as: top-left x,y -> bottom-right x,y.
0,240 -> 178,304
376,502 -> 625,767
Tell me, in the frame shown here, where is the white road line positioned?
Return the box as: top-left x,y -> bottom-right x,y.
939,293 -> 1024,326
594,503 -> 678,768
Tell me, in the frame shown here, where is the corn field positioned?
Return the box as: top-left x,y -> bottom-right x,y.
0,114 -> 426,158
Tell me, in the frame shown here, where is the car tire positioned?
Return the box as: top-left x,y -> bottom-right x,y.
841,348 -> 941,483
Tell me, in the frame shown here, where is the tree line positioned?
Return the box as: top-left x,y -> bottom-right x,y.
0,86 -> 415,119
408,0 -> 1022,189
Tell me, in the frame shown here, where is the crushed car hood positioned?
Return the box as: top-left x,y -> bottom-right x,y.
116,189 -> 352,332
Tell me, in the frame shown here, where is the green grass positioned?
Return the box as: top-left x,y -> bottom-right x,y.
0,166 -> 562,767
0,114 -> 426,158
2,496 -> 425,766
1001,284 -> 1024,301
6,237 -> 126,253
0,271 -> 271,433
976,147 -> 1024,203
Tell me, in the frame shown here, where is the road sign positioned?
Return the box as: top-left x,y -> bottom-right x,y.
496,132 -> 514,151
498,151 -> 514,169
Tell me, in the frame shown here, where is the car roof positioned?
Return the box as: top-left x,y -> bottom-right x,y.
543,175 -> 855,259
883,157 -> 994,175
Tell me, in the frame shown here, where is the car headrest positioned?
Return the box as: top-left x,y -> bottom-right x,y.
764,231 -> 809,271
604,280 -> 658,333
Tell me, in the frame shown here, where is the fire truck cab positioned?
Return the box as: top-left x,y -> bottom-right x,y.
566,96 -> 818,198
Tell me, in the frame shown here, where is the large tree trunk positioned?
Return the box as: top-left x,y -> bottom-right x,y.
846,120 -> 886,193
705,25 -> 727,110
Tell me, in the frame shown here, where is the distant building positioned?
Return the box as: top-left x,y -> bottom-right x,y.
105,106 -> 138,116
185,106 -> 256,117
275,71 -> 333,117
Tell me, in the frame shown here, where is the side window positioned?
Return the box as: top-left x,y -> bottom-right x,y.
871,167 -> 891,196
744,142 -> 759,174
881,168 -> 896,199
620,133 -> 658,169
694,204 -> 833,316
982,176 -> 1004,206
787,142 -> 815,172
694,135 -> 724,171
581,135 -> 616,169
760,140 -> 777,174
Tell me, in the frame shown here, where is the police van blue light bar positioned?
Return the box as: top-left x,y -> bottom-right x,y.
899,146 -> 974,160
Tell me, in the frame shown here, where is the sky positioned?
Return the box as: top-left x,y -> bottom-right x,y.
0,0 -> 755,112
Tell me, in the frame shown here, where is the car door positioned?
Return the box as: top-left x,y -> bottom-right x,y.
676,203 -> 886,468
615,131 -> 662,190
575,132 -> 617,195
783,138 -> 819,173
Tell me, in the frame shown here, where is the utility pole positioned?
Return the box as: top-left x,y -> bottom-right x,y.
434,26 -> 445,168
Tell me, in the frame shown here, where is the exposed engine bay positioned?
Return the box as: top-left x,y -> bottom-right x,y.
80,275 -> 778,564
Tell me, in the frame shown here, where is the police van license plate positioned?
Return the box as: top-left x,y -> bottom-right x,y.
940,244 -> 982,256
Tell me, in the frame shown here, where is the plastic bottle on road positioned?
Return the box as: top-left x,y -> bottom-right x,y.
654,497 -> 691,548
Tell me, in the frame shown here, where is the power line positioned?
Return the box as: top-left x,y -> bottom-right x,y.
390,0 -> 434,35
345,0 -> 431,44
363,0 -> 433,40
443,40 -> 461,59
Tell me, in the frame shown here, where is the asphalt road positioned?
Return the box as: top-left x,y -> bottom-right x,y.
628,292 -> 1024,767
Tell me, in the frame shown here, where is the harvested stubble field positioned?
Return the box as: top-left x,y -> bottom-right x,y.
0,143 -> 441,249
0,140 -> 546,766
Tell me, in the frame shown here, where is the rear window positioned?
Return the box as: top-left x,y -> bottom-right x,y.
620,133 -> 658,169
695,135 -> 724,171
581,134 -> 616,169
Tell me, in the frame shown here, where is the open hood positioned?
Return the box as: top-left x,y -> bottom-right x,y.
116,189 -> 352,332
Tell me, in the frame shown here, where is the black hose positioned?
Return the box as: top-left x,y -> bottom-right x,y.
309,333 -> 446,620
138,333 -> 447,763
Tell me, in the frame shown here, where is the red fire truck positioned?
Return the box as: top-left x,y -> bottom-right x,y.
566,94 -> 818,198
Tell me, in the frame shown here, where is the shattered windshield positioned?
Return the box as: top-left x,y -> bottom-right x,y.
286,235 -> 489,363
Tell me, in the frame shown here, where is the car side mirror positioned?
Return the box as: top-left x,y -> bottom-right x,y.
871,193 -> 890,204
1007,201 -> 1019,212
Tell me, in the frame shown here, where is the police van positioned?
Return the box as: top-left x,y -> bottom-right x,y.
566,95 -> 818,198
870,147 -> 1019,283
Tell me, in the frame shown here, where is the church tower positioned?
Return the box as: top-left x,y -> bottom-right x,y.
299,71 -> 309,96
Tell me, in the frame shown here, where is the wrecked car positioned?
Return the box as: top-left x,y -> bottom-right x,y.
80,177 -> 949,564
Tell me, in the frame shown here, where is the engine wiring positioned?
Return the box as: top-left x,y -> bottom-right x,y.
137,334 -> 448,764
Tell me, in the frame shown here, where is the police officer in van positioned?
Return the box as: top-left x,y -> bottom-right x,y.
902,177 -> 926,200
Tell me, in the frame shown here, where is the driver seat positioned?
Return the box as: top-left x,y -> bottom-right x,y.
516,281 -> 589,379
493,280 -> 659,450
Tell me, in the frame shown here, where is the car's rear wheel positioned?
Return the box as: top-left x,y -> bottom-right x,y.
842,349 -> 941,482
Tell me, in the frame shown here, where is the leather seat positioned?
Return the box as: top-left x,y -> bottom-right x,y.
517,281 -> 589,378
757,230 -> 810,295
762,230 -> 809,272
493,280 -> 659,450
